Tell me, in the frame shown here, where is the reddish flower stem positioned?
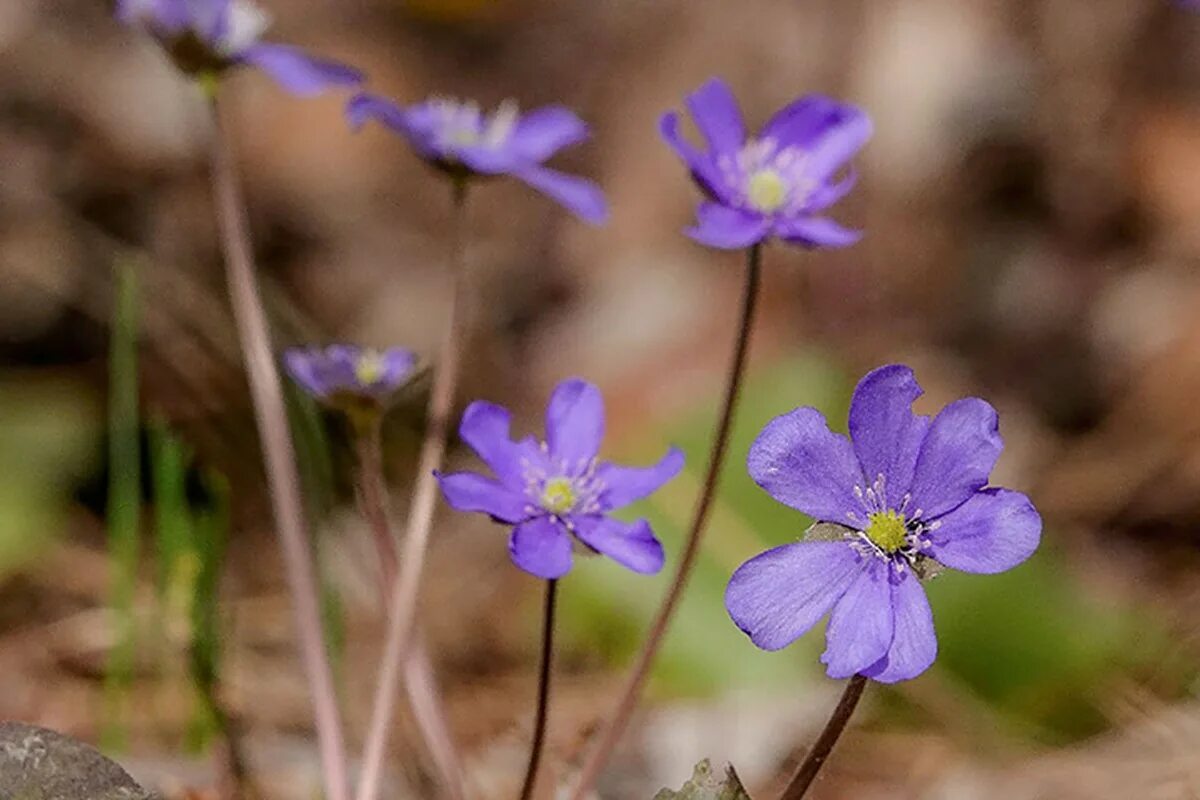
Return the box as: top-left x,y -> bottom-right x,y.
208,93 -> 349,800
779,675 -> 868,800
517,579 -> 558,800
568,243 -> 763,799
355,182 -> 470,800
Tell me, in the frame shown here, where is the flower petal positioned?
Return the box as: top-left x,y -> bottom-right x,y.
659,112 -> 730,202
572,515 -> 665,574
863,572 -> 936,683
773,216 -> 862,249
760,94 -> 854,150
379,348 -> 418,387
927,488 -> 1041,574
436,471 -> 529,523
511,106 -> 590,162
802,104 -> 874,185
544,378 -> 605,469
821,559 -> 895,679
847,365 -> 929,504
805,170 -> 857,212
725,541 -> 862,651
514,165 -> 608,224
595,447 -> 685,510
509,516 -> 573,579
686,202 -> 771,249
239,44 -> 364,97
458,401 -> 526,488
346,93 -> 428,154
747,407 -> 865,525
283,348 -> 328,399
685,78 -> 746,154
909,398 -> 1003,520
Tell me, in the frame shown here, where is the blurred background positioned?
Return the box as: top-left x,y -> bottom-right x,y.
3,0 -> 1200,797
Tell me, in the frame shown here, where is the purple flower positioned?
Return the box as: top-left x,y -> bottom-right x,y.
115,0 -> 364,96
284,344 -> 417,411
437,379 -> 684,579
661,78 -> 872,250
725,365 -> 1041,683
346,95 -> 608,224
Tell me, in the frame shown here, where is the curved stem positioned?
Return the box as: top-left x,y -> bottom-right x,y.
353,419 -> 466,799
778,675 -> 868,800
208,94 -> 349,800
518,579 -> 558,800
568,243 -> 764,800
355,182 -> 471,800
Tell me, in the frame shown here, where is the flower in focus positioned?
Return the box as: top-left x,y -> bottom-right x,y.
661,77 -> 872,250
437,379 -> 684,579
345,94 -> 608,224
284,345 -> 417,417
725,365 -> 1041,683
115,0 -> 364,95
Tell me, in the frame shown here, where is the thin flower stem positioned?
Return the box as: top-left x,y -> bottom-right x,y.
353,419 -> 466,800
355,182 -> 471,800
569,243 -> 763,800
208,94 -> 349,800
778,674 -> 868,800
518,579 -> 558,800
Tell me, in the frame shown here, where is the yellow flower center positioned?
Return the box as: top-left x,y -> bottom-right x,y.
541,477 -> 576,515
747,169 -> 788,212
865,510 -> 908,554
354,352 -> 385,386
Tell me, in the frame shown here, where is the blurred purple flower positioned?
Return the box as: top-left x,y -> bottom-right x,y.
115,0 -> 363,95
436,379 -> 683,579
661,78 -> 872,250
284,345 -> 417,410
725,365 -> 1041,683
346,95 -> 608,224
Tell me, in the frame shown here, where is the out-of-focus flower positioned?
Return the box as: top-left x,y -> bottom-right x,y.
661,78 -> 871,250
346,94 -> 608,224
116,0 -> 363,95
724,365 -> 1041,683
284,345 -> 417,417
436,379 -> 683,579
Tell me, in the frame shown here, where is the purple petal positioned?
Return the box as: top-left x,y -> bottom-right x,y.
572,515 -> 665,574
205,0 -> 234,43
660,111 -> 732,203
686,202 -> 771,249
544,378 -> 605,468
773,216 -> 862,249
514,165 -> 608,224
908,398 -> 1003,520
595,447 -> 685,510
685,78 -> 746,155
927,488 -> 1041,574
509,516 -> 573,579
239,44 -> 364,97
847,365 -> 929,504
436,471 -> 529,523
511,106 -> 590,162
802,105 -> 873,186
455,145 -> 519,175
760,94 -> 853,150
725,541 -> 862,651
347,93 -> 412,135
806,170 -> 857,212
747,407 -> 865,525
821,559 -> 895,679
379,348 -> 418,387
458,401 -> 526,488
863,572 -> 936,683
283,348 -> 328,399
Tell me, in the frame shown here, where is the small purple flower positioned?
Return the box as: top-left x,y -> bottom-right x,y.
437,379 -> 684,579
116,0 -> 364,96
725,365 -> 1041,683
346,95 -> 608,224
661,78 -> 872,250
284,345 -> 417,411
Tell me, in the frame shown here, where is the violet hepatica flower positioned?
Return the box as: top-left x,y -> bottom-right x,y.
116,0 -> 364,96
661,78 -> 871,250
284,345 -> 417,413
437,379 -> 684,579
346,95 -> 608,224
725,365 -> 1041,683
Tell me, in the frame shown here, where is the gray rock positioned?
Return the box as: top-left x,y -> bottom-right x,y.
0,721 -> 154,800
